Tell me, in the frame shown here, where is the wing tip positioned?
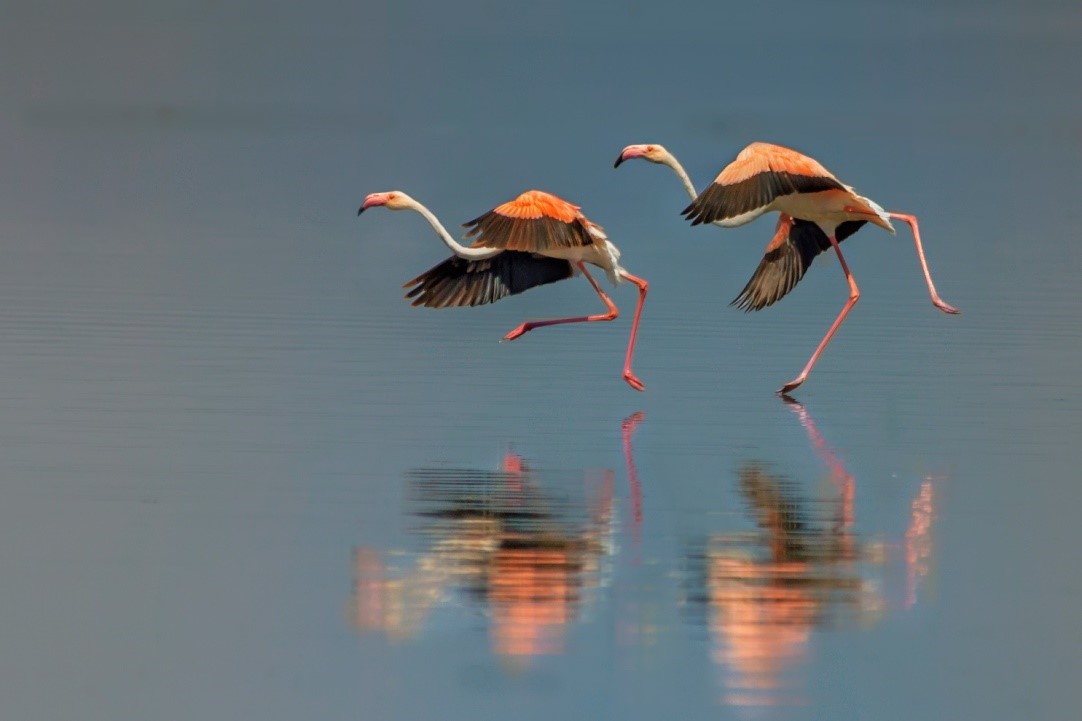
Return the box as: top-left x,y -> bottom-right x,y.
729,290 -> 773,313
681,200 -> 708,226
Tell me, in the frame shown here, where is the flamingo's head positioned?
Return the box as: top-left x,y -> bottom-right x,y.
614,144 -> 669,168
358,191 -> 411,215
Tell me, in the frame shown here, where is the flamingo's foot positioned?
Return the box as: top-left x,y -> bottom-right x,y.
500,323 -> 530,342
621,410 -> 646,431
777,375 -> 806,395
934,298 -> 960,315
623,371 -> 646,393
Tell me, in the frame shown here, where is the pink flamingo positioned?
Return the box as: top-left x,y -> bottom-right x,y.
359,190 -> 649,391
615,142 -> 958,393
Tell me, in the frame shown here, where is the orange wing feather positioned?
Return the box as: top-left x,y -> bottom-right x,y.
715,142 -> 839,185
683,142 -> 847,226
491,190 -> 581,222
463,190 -> 595,253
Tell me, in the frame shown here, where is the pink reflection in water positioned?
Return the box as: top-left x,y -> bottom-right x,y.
349,413 -> 645,664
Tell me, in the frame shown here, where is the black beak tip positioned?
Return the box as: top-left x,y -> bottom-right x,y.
357,206 -> 365,215
613,155 -> 625,169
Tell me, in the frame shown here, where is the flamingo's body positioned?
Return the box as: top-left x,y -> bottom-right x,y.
358,190 -> 649,391
681,142 -> 895,232
614,142 -> 958,394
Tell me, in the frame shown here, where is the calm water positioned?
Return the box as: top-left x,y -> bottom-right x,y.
2,2 -> 1081,719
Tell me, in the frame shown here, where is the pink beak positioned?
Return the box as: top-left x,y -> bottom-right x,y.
358,194 -> 387,215
614,145 -> 647,168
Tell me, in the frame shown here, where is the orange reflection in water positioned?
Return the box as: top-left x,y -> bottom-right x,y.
708,555 -> 816,706
698,399 -> 940,707
488,545 -> 577,657
705,463 -> 866,706
350,413 -> 644,663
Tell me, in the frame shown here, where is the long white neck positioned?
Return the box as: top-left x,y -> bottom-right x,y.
658,150 -> 699,201
658,150 -> 729,230
406,197 -> 501,260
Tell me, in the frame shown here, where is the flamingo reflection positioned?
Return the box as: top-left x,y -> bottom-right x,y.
687,399 -> 939,706
350,413 -> 645,662
905,480 -> 935,609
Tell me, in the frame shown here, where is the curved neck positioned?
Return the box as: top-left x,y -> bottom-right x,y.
659,151 -> 699,201
659,150 -> 730,230
408,199 -> 501,260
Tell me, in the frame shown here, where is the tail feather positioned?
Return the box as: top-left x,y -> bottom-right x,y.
856,194 -> 894,233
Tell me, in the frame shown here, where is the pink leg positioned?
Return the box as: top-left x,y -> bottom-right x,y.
887,212 -> 959,315
618,271 -> 649,392
500,448 -> 528,497
620,411 -> 645,537
904,480 -> 935,609
778,234 -> 859,394
501,262 -> 618,341
784,398 -> 855,556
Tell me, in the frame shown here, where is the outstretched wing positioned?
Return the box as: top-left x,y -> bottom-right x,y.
731,219 -> 866,311
403,251 -> 574,308
738,463 -> 811,559
682,142 -> 846,227
463,189 -> 596,253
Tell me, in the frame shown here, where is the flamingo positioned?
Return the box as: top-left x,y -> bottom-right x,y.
614,142 -> 958,394
358,189 -> 650,391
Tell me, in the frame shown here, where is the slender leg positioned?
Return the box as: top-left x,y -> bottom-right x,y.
784,398 -> 849,492
500,448 -> 527,497
501,262 -> 618,341
887,212 -> 960,315
778,235 -> 859,394
618,271 -> 649,392
620,411 -> 645,538
905,480 -> 935,609
784,397 -> 855,558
